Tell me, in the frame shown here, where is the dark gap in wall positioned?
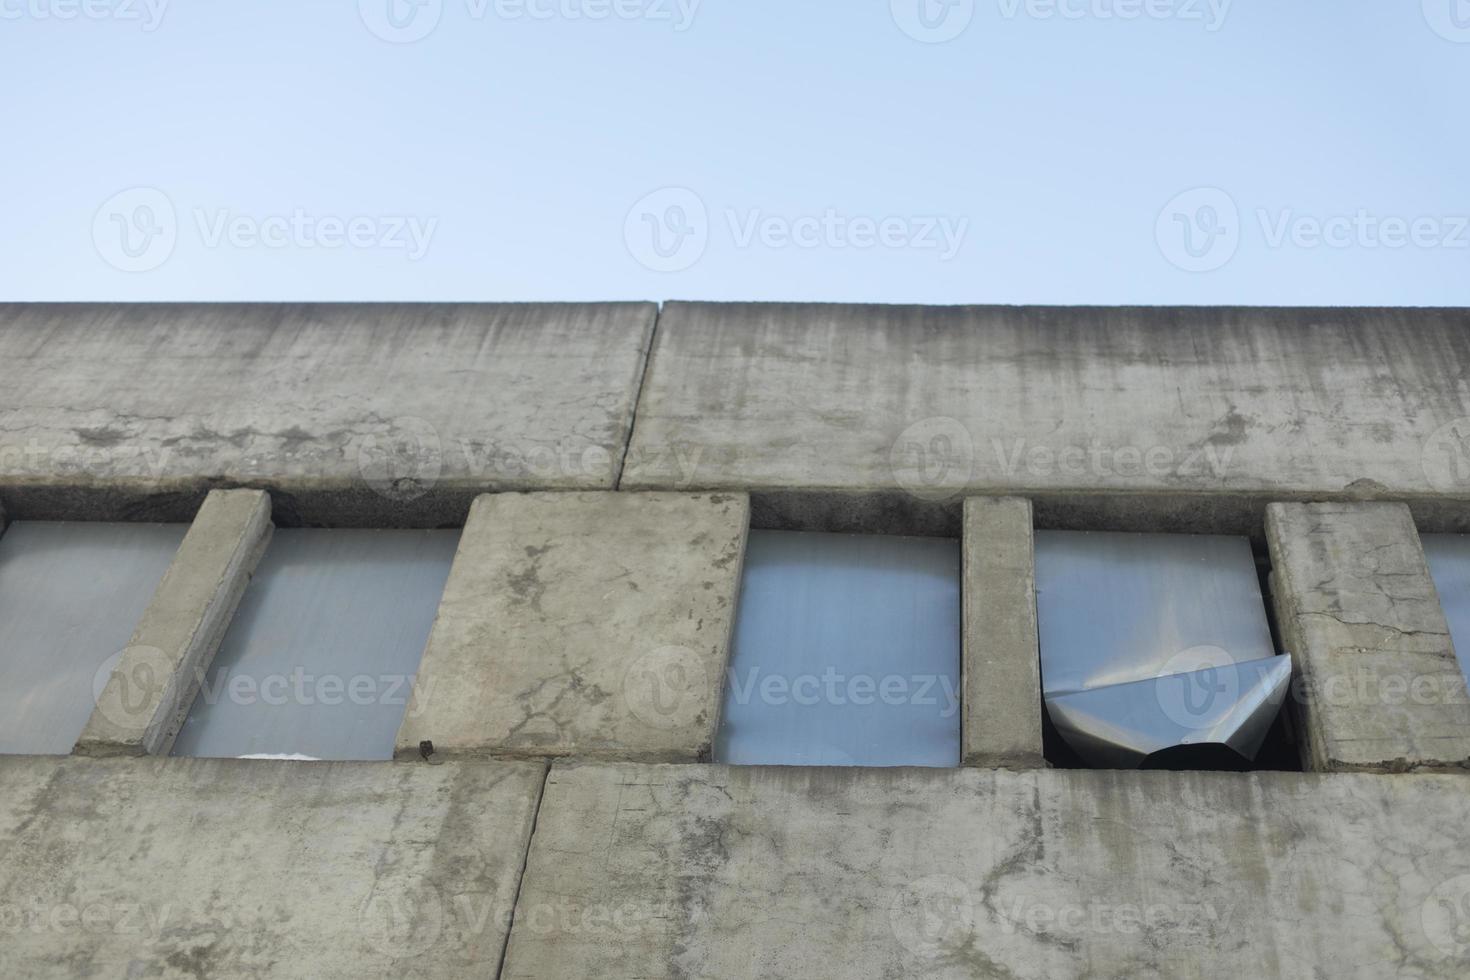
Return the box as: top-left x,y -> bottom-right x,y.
611,303 -> 660,491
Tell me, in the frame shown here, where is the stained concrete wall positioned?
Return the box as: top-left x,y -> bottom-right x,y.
0,303 -> 655,525
622,303 -> 1470,533
0,756 -> 546,979
503,762 -> 1470,980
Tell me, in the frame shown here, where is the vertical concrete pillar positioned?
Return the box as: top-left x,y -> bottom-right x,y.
962,496 -> 1045,768
75,489 -> 273,757
1267,501 -> 1470,772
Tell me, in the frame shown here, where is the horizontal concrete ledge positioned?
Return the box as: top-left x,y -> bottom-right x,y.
0,302 -> 657,522
505,761 -> 1470,979
0,755 -> 547,980
623,302 -> 1470,506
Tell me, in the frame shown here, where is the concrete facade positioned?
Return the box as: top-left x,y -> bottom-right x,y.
503,762 -> 1470,979
0,303 -> 655,525
76,489 -> 273,757
1267,502 -> 1470,772
396,491 -> 749,763
0,756 -> 546,979
961,496 -> 1044,768
3,304 -> 1470,978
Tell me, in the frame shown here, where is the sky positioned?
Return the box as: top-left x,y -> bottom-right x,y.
1,0 -> 1467,305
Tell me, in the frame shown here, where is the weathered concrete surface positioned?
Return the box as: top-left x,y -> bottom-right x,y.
76,489 -> 273,757
396,492 -> 749,762
503,762 -> 1470,979
962,497 -> 1044,768
1267,502 -> 1470,772
0,756 -> 545,979
622,304 -> 1470,531
0,303 -> 655,525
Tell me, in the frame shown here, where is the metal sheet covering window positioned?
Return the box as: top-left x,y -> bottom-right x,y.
714,529 -> 961,767
0,521 -> 187,755
1034,530 -> 1291,769
171,528 -> 459,761
1420,534 -> 1470,689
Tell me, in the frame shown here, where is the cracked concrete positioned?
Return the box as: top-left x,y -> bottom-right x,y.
0,756 -> 545,979
0,304 -> 655,525
501,762 -> 1470,980
395,492 -> 749,762
1267,502 -> 1470,771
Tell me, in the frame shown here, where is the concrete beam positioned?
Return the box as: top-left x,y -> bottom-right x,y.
1267,501 -> 1470,772
0,303 -> 656,525
503,762 -> 1470,979
622,304 -> 1470,518
962,497 -> 1044,768
75,489 -> 273,757
0,756 -> 545,979
396,491 -> 749,763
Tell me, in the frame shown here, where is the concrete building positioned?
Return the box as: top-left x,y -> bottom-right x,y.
1,302 -> 1469,978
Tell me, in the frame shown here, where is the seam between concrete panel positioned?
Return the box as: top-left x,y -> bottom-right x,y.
494,759 -> 552,980
613,303 -> 661,491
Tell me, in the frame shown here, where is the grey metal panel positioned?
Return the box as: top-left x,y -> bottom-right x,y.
0,521 -> 187,755
714,530 -> 961,767
1420,534 -> 1470,689
171,528 -> 459,762
1034,530 -> 1289,768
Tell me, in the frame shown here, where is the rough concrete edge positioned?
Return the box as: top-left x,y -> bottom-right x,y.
1266,500 -> 1470,775
74,489 -> 274,758
392,493 -> 495,763
700,492 -> 750,763
961,496 -> 1046,769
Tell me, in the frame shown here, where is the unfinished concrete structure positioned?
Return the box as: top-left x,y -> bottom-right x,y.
2,303 -> 1469,978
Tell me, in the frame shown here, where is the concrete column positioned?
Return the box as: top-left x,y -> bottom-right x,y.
962,496 -> 1045,768
75,489 -> 273,757
396,491 -> 749,763
1267,501 -> 1470,772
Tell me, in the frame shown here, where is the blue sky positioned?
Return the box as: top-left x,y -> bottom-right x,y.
2,1 -> 1466,304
